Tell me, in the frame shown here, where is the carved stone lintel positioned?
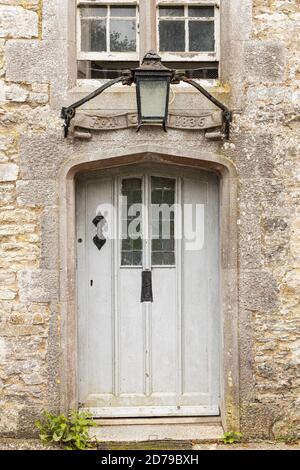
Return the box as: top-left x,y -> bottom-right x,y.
74,111 -> 223,137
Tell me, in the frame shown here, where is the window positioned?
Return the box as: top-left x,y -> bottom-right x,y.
77,1 -> 219,80
121,178 -> 143,267
158,6 -> 215,53
77,1 -> 139,79
120,176 -> 176,267
151,177 -> 175,266
79,4 -> 138,55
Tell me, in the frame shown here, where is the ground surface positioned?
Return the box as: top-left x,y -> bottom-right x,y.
0,439 -> 299,451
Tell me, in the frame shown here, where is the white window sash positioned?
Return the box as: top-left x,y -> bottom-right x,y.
77,0 -> 219,65
77,1 -> 140,61
156,1 -> 219,61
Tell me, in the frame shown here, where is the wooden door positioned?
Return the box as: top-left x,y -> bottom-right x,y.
76,165 -> 220,417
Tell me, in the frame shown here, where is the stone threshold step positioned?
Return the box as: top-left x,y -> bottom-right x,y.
90,422 -> 224,443
96,440 -> 205,450
93,416 -> 222,426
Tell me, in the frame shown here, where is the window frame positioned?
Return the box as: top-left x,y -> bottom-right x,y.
76,0 -> 220,79
156,0 -> 220,62
77,0 -> 140,62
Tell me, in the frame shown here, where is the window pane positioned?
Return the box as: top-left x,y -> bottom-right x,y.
77,60 -> 139,79
152,252 -> 175,266
123,178 -> 142,192
152,177 -> 175,191
159,6 -> 184,17
159,21 -> 185,52
81,6 -> 107,17
81,19 -> 106,52
151,177 -> 175,266
189,21 -> 214,52
111,6 -> 136,17
121,178 -> 143,267
188,6 -> 214,17
158,61 -> 218,80
110,19 -> 136,52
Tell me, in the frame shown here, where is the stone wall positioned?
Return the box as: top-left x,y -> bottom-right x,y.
0,0 -> 299,438
233,0 -> 300,438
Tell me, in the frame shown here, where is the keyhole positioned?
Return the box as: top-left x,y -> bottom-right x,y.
78,238 -> 83,243
90,280 -> 93,287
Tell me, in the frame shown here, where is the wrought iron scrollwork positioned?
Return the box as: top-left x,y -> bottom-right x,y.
178,76 -> 232,139
61,76 -> 127,138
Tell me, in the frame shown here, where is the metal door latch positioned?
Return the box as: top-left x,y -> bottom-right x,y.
141,270 -> 153,303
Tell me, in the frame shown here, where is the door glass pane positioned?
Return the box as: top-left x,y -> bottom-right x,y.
159,7 -> 184,17
151,177 -> 175,266
111,6 -> 136,17
189,21 -> 214,52
188,6 -> 214,17
81,19 -> 107,52
121,178 -> 143,267
110,19 -> 136,52
159,21 -> 185,52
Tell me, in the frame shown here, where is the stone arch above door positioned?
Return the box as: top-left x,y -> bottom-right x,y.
58,144 -> 239,431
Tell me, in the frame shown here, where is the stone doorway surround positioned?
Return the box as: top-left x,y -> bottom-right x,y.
58,144 -> 239,432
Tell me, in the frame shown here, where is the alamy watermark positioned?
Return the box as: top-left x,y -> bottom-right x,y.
94,197 -> 205,251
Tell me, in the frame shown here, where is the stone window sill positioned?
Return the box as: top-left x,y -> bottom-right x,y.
70,79 -> 227,95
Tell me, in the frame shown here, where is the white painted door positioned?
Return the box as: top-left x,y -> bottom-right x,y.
76,165 -> 220,417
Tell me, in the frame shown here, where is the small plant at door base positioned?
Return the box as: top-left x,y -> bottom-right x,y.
35,410 -> 96,450
275,433 -> 300,444
222,431 -> 243,445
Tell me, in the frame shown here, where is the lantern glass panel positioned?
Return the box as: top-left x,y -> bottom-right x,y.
139,80 -> 168,120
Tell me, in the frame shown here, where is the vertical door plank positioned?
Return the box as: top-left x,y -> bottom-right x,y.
182,178 -> 209,398
151,268 -> 177,397
87,179 -> 114,396
77,181 -> 88,403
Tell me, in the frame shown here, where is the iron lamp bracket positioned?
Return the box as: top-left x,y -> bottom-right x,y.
61,56 -> 232,139
174,75 -> 232,139
61,74 -> 133,137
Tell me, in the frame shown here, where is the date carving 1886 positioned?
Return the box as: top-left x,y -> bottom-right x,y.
171,116 -> 206,129
74,111 -> 222,133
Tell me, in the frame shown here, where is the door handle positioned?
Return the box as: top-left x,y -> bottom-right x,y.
92,214 -> 107,251
141,270 -> 153,303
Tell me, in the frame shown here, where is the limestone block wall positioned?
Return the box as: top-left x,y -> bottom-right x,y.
0,0 -> 298,438
230,0 -> 300,438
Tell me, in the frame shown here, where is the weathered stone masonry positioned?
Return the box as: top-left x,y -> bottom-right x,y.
0,1 -> 299,438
